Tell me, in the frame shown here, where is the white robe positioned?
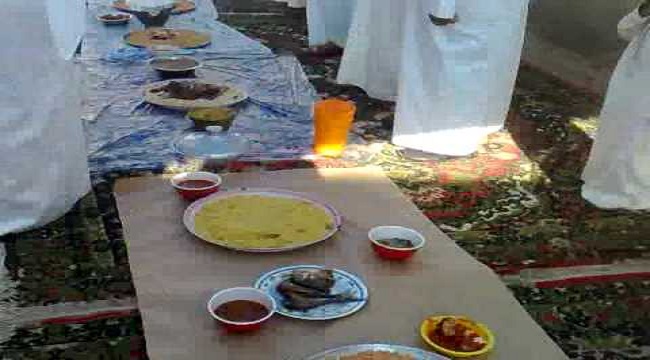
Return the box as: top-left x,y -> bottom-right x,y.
581,9 -> 650,210
0,0 -> 90,235
307,0 -> 356,47
393,0 -> 529,156
274,0 -> 307,8
336,0 -> 407,101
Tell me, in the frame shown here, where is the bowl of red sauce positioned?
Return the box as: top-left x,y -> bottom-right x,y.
207,287 -> 276,333
420,315 -> 495,358
171,171 -> 222,201
368,226 -> 426,261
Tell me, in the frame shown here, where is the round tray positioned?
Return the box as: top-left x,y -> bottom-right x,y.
254,265 -> 368,321
303,344 -> 449,360
124,28 -> 211,49
183,188 -> 342,252
144,79 -> 247,110
113,0 -> 196,15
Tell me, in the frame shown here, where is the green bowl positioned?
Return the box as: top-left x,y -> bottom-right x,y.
187,108 -> 236,131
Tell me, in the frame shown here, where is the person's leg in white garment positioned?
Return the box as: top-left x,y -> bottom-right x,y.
337,0 -> 406,102
392,0 -> 529,157
581,5 -> 650,210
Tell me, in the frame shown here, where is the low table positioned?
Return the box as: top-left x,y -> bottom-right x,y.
114,167 -> 568,360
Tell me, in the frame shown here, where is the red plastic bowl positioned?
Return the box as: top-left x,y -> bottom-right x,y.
170,172 -> 222,201
368,226 -> 426,261
207,287 -> 276,333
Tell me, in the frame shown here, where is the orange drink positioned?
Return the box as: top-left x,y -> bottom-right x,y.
313,99 -> 356,157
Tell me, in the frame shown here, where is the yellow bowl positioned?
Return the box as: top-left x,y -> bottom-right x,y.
420,315 -> 495,358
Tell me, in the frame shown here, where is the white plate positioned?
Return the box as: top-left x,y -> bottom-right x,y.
144,79 -> 248,110
254,265 -> 368,321
183,188 -> 342,252
302,344 -> 449,360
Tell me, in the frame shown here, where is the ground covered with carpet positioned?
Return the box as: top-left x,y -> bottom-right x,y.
1,2 -> 648,359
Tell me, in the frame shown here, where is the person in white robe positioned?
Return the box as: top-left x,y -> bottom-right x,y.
336,0 -> 407,101
0,0 -> 90,235
274,0 -> 307,9
581,1 -> 650,210
393,0 -> 530,156
306,0 -> 356,48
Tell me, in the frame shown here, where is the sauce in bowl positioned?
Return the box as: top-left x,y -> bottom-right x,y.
151,57 -> 199,72
214,300 -> 270,323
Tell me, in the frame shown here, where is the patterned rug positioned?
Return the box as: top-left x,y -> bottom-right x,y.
1,6 -> 649,360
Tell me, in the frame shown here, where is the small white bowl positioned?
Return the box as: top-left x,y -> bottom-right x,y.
368,226 -> 426,260
170,172 -> 222,201
207,287 -> 276,332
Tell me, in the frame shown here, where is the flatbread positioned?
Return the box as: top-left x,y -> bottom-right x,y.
193,195 -> 336,250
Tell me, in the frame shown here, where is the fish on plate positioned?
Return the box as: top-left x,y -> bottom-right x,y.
276,269 -> 363,311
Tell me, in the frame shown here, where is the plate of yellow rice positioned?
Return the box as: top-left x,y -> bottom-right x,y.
183,189 -> 342,252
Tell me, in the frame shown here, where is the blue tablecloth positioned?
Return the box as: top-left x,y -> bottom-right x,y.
81,0 -> 318,175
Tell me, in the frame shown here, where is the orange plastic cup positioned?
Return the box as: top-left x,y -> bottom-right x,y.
313,99 -> 356,157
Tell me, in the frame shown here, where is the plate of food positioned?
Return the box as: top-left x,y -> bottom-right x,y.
303,344 -> 448,360
97,13 -> 132,25
144,79 -> 247,110
183,189 -> 342,252
113,0 -> 196,14
254,265 -> 368,321
125,28 -> 211,49
420,316 -> 494,358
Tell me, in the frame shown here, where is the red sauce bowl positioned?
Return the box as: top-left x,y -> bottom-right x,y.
368,226 -> 426,261
207,287 -> 276,333
170,172 -> 222,201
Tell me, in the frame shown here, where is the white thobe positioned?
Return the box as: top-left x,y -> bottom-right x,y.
581,8 -> 650,209
274,0 -> 307,8
393,0 -> 530,156
336,0 -> 407,101
307,0 -> 356,47
0,0 -> 90,235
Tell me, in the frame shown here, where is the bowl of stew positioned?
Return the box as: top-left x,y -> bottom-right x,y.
368,226 -> 426,260
171,171 -> 222,201
150,56 -> 201,78
420,315 -> 495,358
207,287 -> 276,333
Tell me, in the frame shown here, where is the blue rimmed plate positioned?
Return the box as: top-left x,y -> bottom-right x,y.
302,344 -> 449,360
254,265 -> 368,321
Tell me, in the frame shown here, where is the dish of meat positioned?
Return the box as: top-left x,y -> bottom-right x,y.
254,265 -> 368,321
144,79 -> 247,110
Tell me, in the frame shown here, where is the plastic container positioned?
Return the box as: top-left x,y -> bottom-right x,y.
420,315 -> 495,358
313,99 -> 356,157
207,287 -> 276,333
368,226 -> 426,261
172,126 -> 249,166
170,172 -> 222,201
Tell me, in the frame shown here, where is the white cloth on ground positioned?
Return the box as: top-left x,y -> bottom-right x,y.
307,0 -> 356,47
337,0 -> 407,101
392,0 -> 529,156
0,0 -> 90,235
581,8 -> 650,209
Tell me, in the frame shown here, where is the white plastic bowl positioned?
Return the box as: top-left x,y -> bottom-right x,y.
207,287 -> 276,332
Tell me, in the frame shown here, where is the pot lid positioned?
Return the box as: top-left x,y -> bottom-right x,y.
172,126 -> 249,160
